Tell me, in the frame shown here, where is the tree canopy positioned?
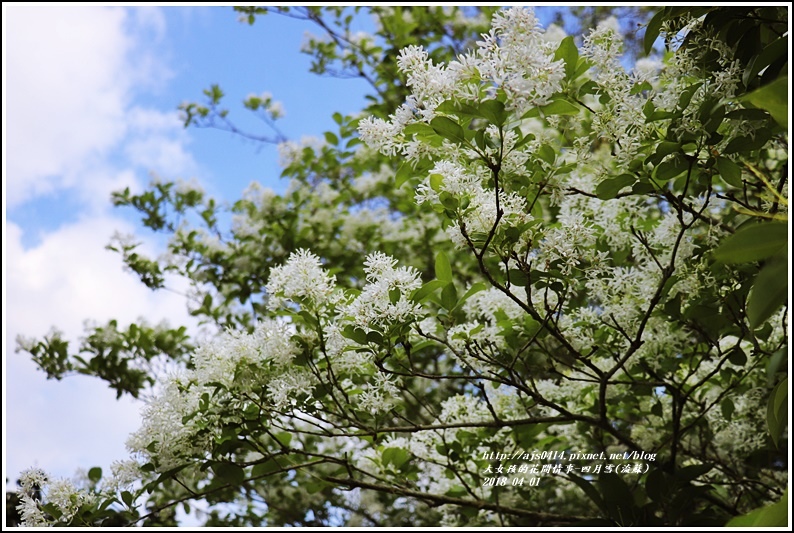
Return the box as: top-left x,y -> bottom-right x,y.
12,6 -> 789,527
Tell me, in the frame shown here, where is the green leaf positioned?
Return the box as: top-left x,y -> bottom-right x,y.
435,251 -> 453,282
507,268 -> 529,287
211,462 -> 245,485
651,402 -> 663,417
653,154 -> 690,181
537,144 -> 556,165
121,490 -> 134,507
716,157 -> 743,187
747,259 -> 788,328
568,473 -> 607,514
429,173 -> 444,192
274,431 -> 293,448
766,378 -> 787,448
726,489 -> 788,526
441,282 -> 458,310
645,141 -> 680,166
395,162 -> 413,188
430,116 -> 466,144
554,36 -> 579,78
411,279 -> 447,302
728,348 -> 747,366
596,174 -> 636,200
445,485 -> 469,498
767,348 -> 786,386
251,459 -> 281,478
389,287 -> 401,304
741,75 -> 788,129
478,99 -> 507,126
721,398 -> 735,421
88,467 -> 102,483
644,9 -> 665,55
452,282 -> 487,313
645,469 -> 668,503
323,131 -> 339,145
342,325 -> 368,344
675,463 -> 713,482
742,37 -> 788,87
712,222 -> 787,263
306,480 -> 329,494
539,98 -> 580,116
382,447 -> 411,469
723,130 -> 773,154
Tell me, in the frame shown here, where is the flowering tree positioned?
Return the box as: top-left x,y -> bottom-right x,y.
14,6 -> 788,527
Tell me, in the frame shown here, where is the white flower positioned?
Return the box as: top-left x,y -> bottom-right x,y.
343,252 -> 422,331
267,248 -> 336,310
19,467 -> 48,495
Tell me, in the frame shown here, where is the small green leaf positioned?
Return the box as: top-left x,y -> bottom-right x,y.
389,287 -> 401,304
644,9 -> 665,55
441,282 -> 458,310
121,490 -> 134,507
645,469 -> 668,503
651,402 -> 663,417
596,174 -> 636,200
430,116 -> 466,144
445,485 -> 469,498
251,459 -> 281,478
721,398 -> 735,421
539,98 -> 580,116
747,259 -> 788,327
766,378 -> 787,448
653,154 -> 690,181
411,279 -> 447,302
323,131 -> 339,145
88,467 -> 102,483
435,251 -> 453,282
452,282 -> 487,313
568,473 -> 607,514
211,462 -> 245,485
742,75 -> 788,129
395,162 -> 413,188
716,157 -> 743,187
743,37 -> 788,88
727,489 -> 788,526
537,144 -> 556,164
645,140 -> 679,166
429,173 -> 444,192
712,222 -> 787,263
478,99 -> 507,126
554,35 -> 579,78
507,269 -> 529,287
382,447 -> 411,469
767,348 -> 786,386
675,463 -> 713,482
342,325 -> 368,344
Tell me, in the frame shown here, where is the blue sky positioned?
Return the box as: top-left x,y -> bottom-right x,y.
3,5 -> 373,495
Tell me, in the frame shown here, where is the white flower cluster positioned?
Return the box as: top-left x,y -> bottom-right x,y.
343,252 -> 423,331
267,248 -> 337,310
415,160 -> 533,249
17,467 -> 98,527
359,7 -> 564,159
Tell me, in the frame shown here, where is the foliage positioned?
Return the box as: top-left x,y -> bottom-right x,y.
14,6 -> 789,527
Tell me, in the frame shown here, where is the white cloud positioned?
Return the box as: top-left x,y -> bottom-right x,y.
5,217 -> 197,484
3,6 -> 205,490
4,6 -> 185,210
